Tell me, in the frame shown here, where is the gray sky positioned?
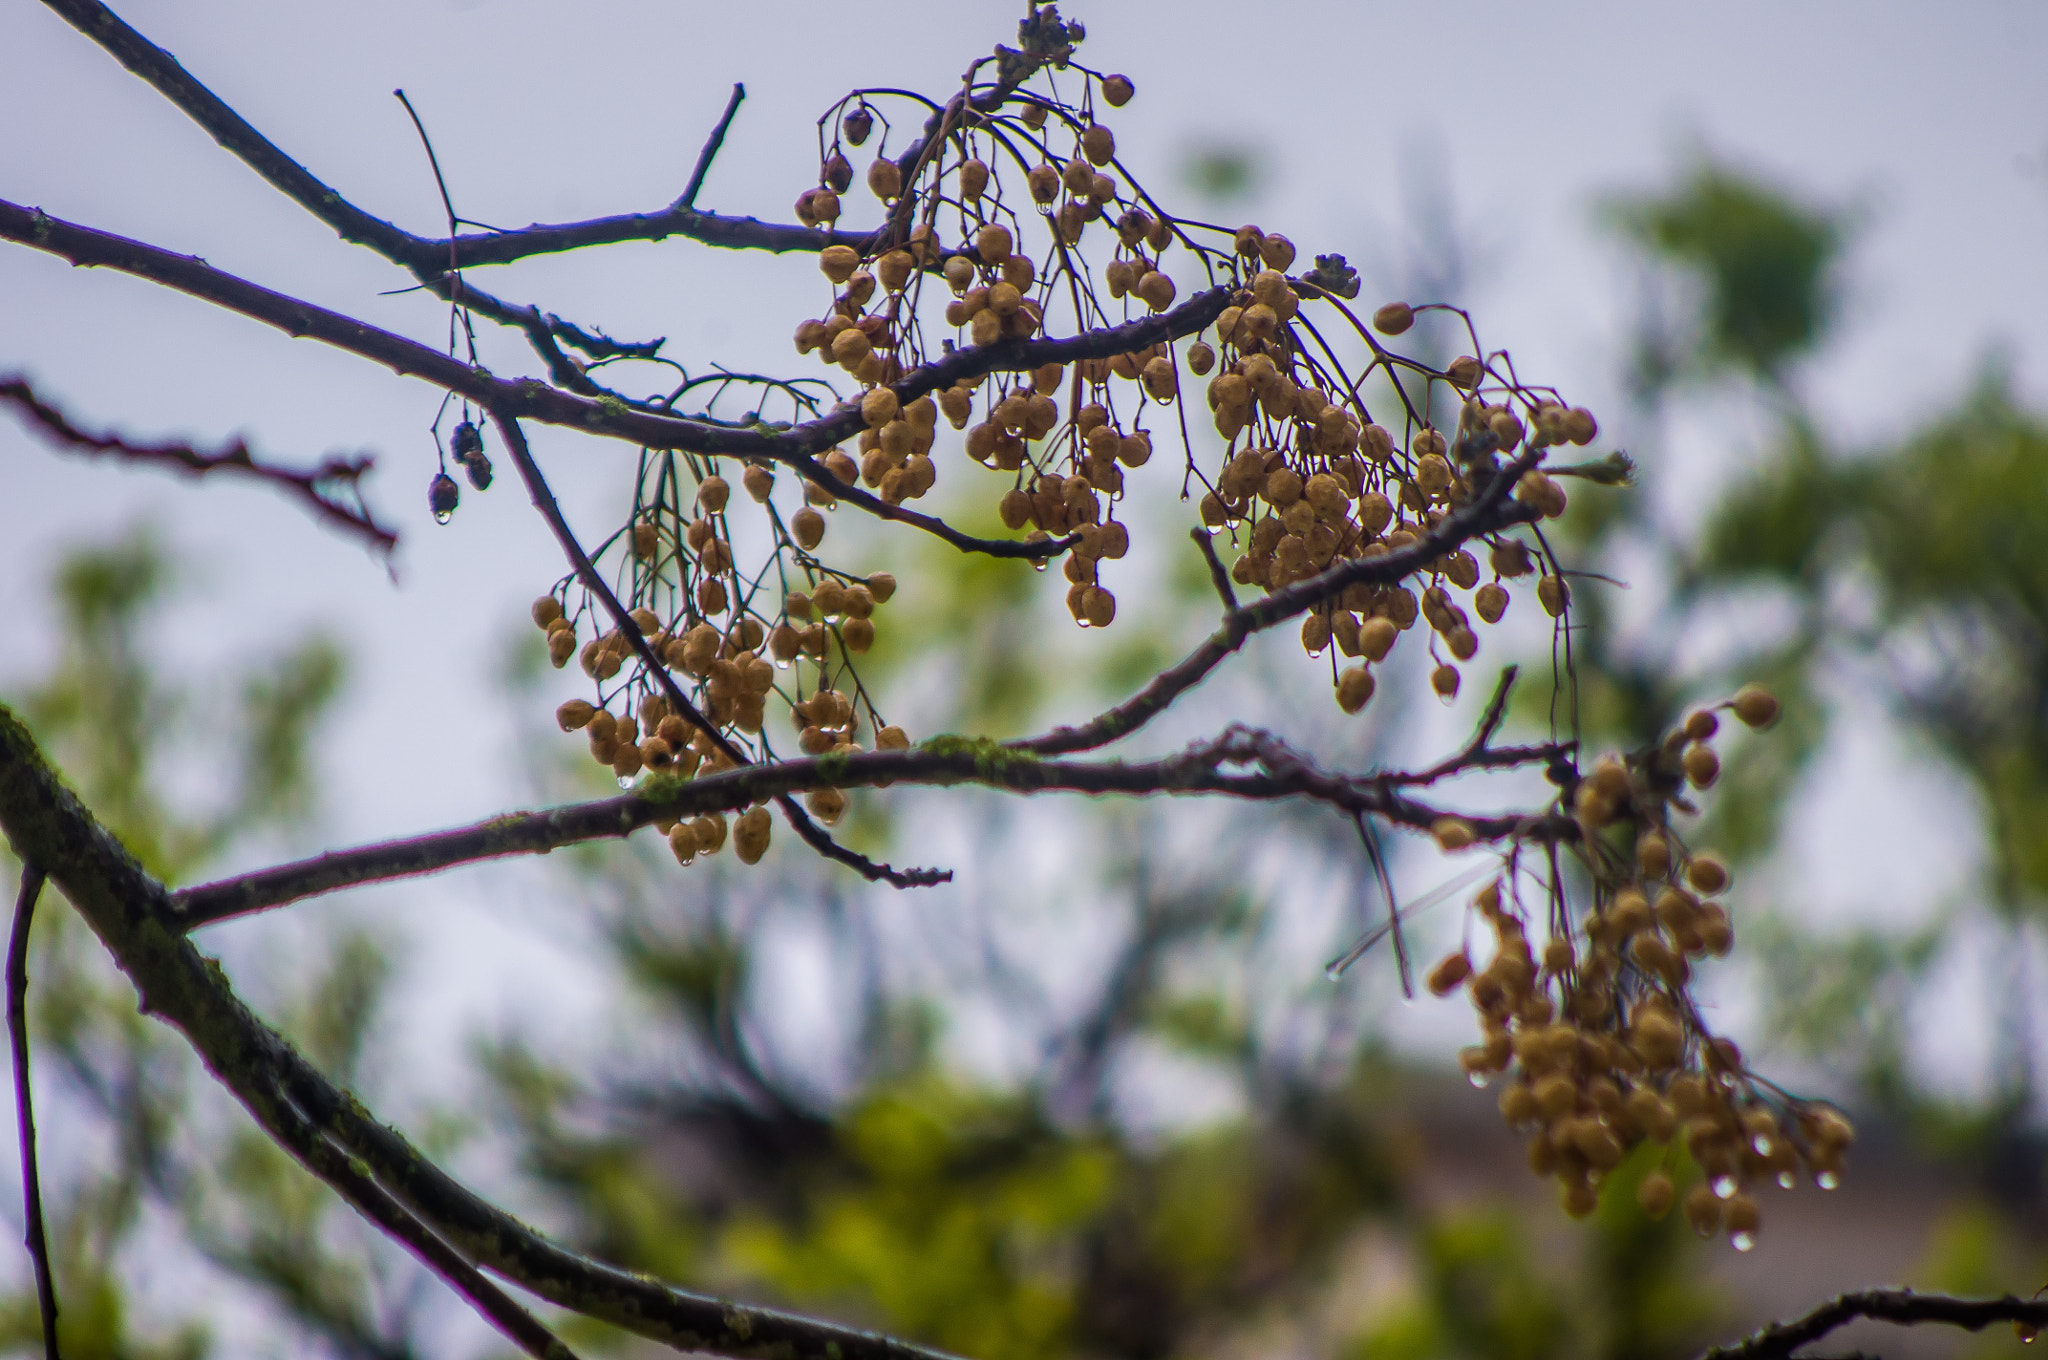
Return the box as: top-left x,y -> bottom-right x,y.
3,0 -> 2047,1100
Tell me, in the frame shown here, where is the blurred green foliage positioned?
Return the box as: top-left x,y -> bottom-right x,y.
1,528 -> 425,1360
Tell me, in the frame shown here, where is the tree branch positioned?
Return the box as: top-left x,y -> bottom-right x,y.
1014,454 -> 1544,757
257,1078 -> 584,1360
8,863 -> 60,1360
0,704 -> 974,1360
37,0 -> 887,272
677,83 -> 745,211
1,198 -> 1225,561
167,726 -> 1573,929
1,374 -> 396,558
1701,1288 -> 2048,1360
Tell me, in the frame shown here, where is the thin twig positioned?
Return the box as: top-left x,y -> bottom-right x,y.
1701,1287 -> 2048,1360
1,375 -> 395,559
1189,528 -> 1240,614
8,863 -> 59,1360
676,84 -> 745,210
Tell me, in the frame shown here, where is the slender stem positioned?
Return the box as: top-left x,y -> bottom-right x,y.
9,863 -> 59,1360
677,84 -> 746,210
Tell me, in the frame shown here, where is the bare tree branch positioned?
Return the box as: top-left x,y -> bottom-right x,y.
0,704 -> 974,1360
0,198 -> 1226,561
8,863 -> 60,1360
1701,1287 -> 2048,1360
256,1082 -> 584,1360
677,83 -> 746,212
167,726 -> 1574,930
1,374 -> 396,558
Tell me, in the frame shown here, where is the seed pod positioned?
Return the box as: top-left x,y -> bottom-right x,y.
1731,684 -> 1780,728
1432,663 -> 1460,699
1372,302 -> 1415,335
1537,575 -> 1569,617
1358,616 -> 1398,662
1140,355 -> 1177,400
1563,406 -> 1599,445
807,787 -> 848,825
1415,453 -> 1452,498
1474,582 -> 1509,624
821,151 -> 853,193
860,387 -> 901,429
959,158 -> 989,199
820,244 -> 861,285
866,157 -> 902,201
693,475 -> 731,514
1183,340 -> 1217,377
830,327 -> 872,368
1432,817 -> 1475,851
547,627 -> 577,668
696,577 -> 729,615
668,820 -> 699,865
870,249 -> 914,294
1687,854 -> 1729,894
1135,270 -> 1176,312
531,595 -> 564,630
1028,163 -> 1060,204
733,806 -> 772,864
555,699 -> 596,732
1684,743 -> 1720,789
428,472 -> 460,522
1448,628 -> 1478,661
1256,232 -> 1296,271
1080,123 -> 1115,166
611,738 -> 644,778
842,104 -> 873,145
1426,951 -> 1472,996
1101,73 -> 1134,106
1061,156 -> 1095,197
841,617 -> 875,652
1635,1170 -> 1676,1219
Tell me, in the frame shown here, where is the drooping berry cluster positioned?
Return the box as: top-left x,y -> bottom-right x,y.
515,18 -> 1621,859
1426,686 -> 1854,1249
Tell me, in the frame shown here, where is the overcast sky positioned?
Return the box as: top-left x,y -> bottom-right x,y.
4,0 -> 2047,1103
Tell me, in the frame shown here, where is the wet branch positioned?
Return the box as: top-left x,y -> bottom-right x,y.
0,198 -> 1224,561
0,705 -> 975,1360
167,726 -> 1573,929
9,863 -> 59,1360
1700,1288 -> 2048,1360
1,375 -> 396,558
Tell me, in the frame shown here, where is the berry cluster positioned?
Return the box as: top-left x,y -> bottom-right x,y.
1427,686 -> 1854,1249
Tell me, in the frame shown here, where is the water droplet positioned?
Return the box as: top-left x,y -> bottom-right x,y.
616,774 -> 636,790
1777,1171 -> 1796,1189
1467,1071 -> 1491,1089
1752,1136 -> 1773,1157
1712,1175 -> 1737,1199
1816,1171 -> 1839,1190
1730,1231 -> 1756,1253
433,510 -> 453,525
